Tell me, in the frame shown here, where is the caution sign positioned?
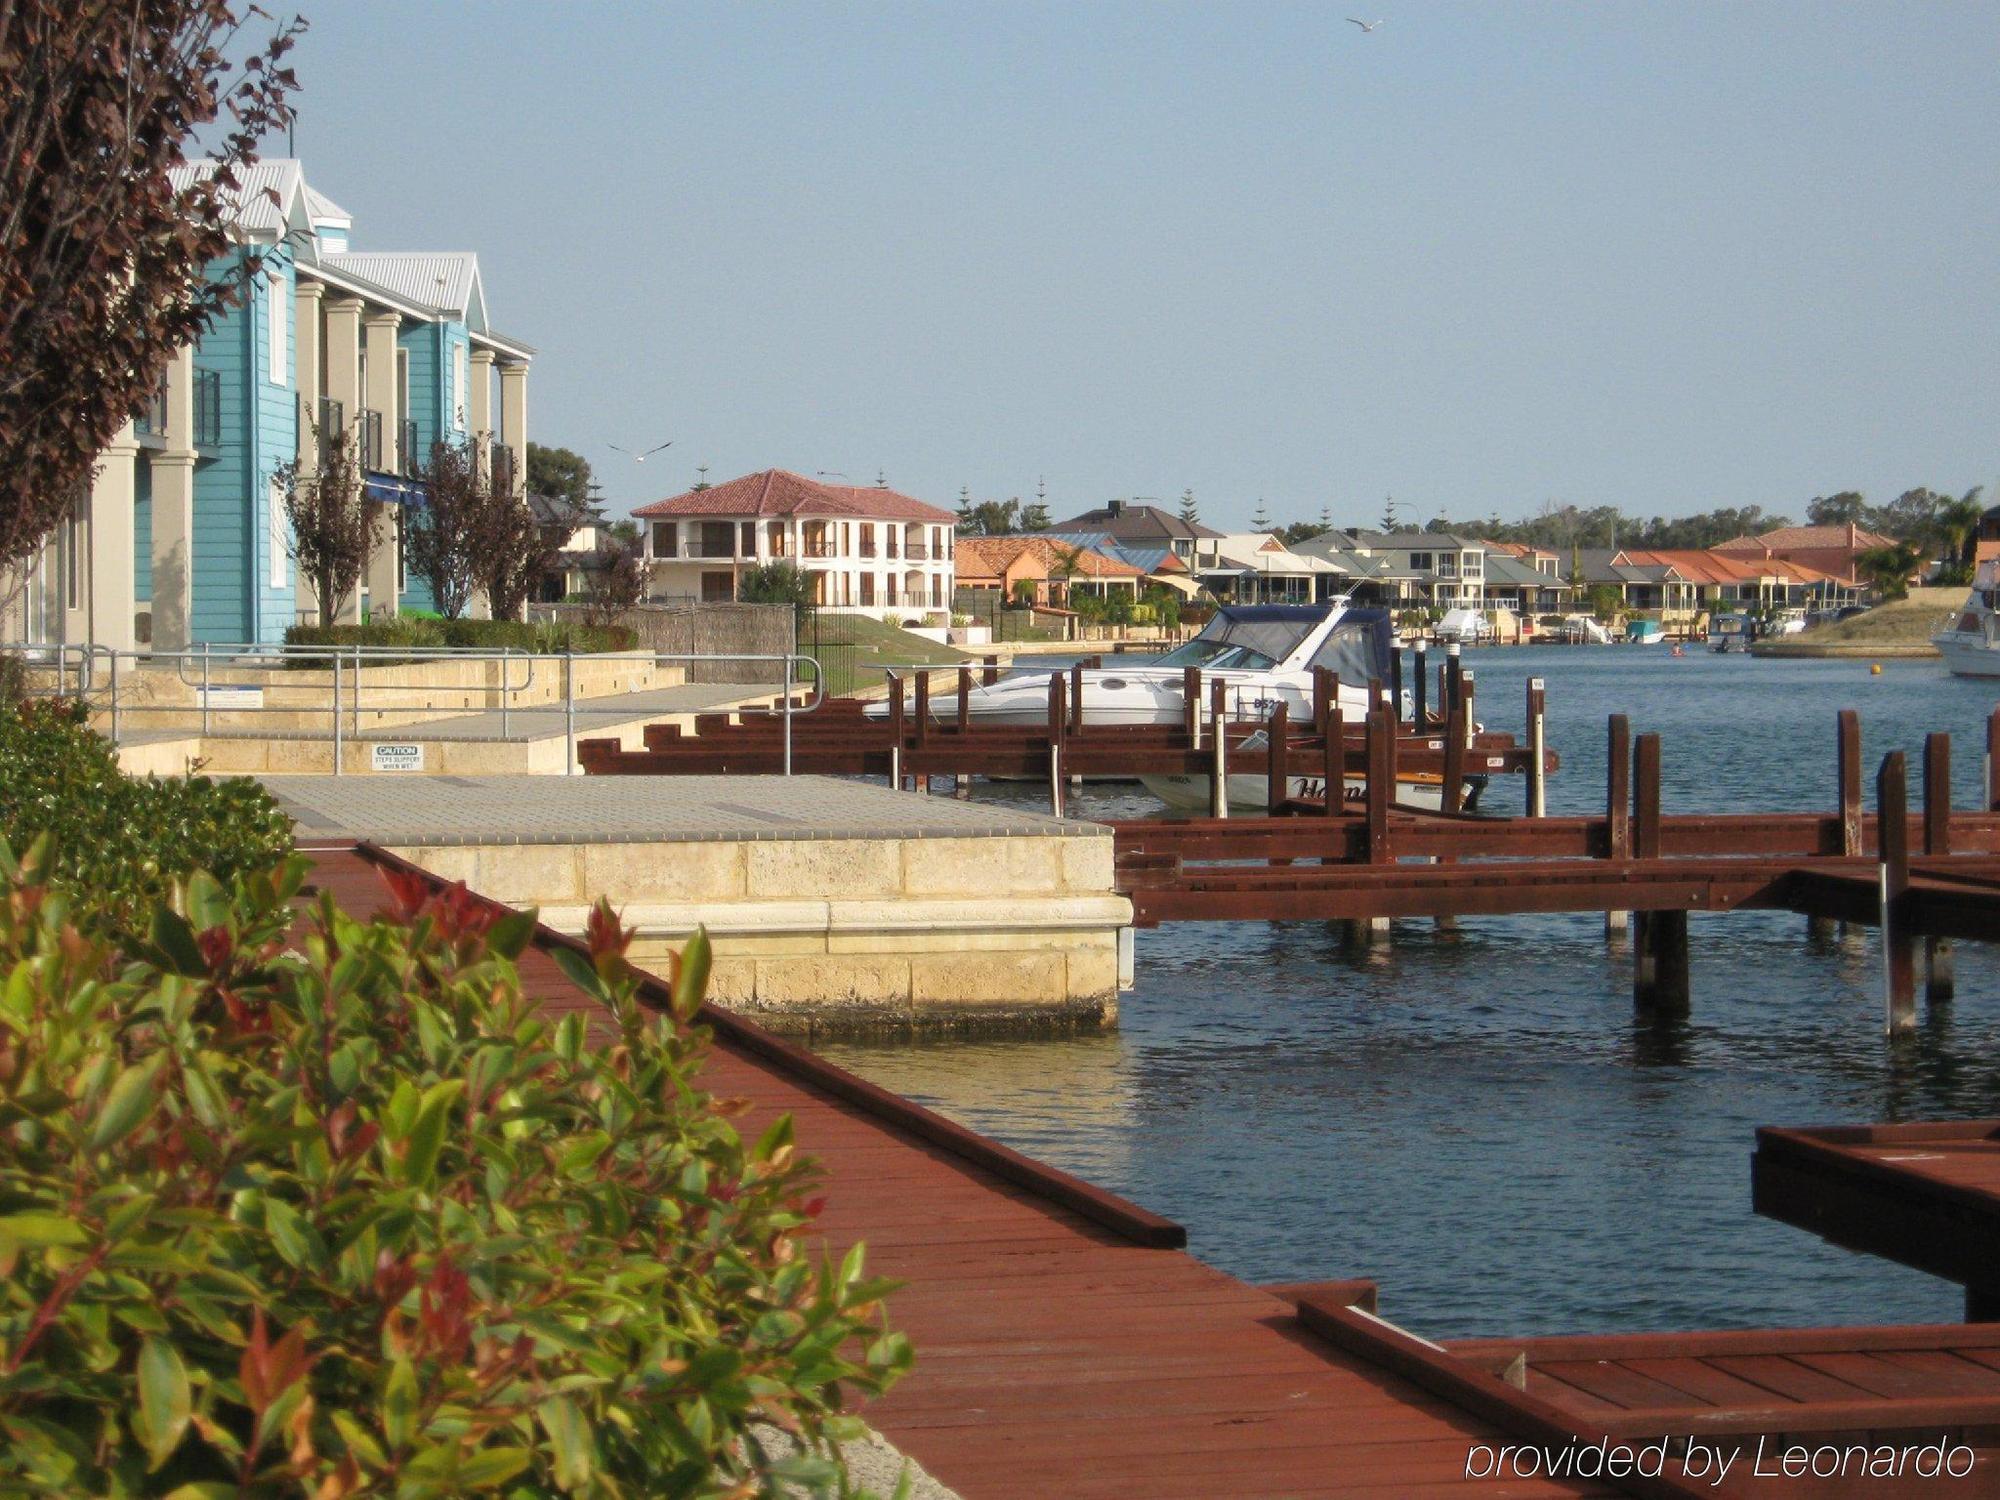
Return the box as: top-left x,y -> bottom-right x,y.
369,743 -> 425,773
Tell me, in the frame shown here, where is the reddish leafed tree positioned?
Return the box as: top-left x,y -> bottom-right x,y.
273,425 -> 379,626
479,492 -> 584,623
404,439 -> 490,620
0,2 -> 304,579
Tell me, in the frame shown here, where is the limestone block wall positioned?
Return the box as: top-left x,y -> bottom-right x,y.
393,830 -> 1130,1031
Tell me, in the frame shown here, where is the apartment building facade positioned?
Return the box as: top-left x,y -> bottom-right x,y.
634,470 -> 957,617
10,160 -> 533,651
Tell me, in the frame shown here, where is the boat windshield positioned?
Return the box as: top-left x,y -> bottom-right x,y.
1155,635 -> 1279,671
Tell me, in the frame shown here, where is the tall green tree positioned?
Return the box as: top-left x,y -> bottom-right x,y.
1179,488 -> 1199,526
1929,487 -> 1985,585
1856,541 -> 1924,601
1019,501 -> 1050,531
525,444 -> 599,512
0,1 -> 303,578
955,498 -> 1021,536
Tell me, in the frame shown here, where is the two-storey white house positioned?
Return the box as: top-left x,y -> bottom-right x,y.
632,470 -> 957,618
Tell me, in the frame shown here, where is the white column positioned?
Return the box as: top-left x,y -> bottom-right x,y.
322,297 -> 365,623
499,362 -> 528,496
363,311 -> 402,619
86,429 -> 139,652
150,348 -> 198,650
469,347 -> 495,478
290,281 -> 324,621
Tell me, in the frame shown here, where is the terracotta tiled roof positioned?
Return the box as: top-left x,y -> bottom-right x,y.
1614,548 -> 1840,586
1714,524 -> 1894,554
954,535 -> 1145,582
632,469 -> 956,524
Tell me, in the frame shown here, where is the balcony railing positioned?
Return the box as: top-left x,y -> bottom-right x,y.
134,375 -> 169,441
193,369 -> 221,448
400,419 -> 420,478
803,536 -> 837,558
316,397 -> 345,466
903,542 -> 930,560
358,408 -> 385,472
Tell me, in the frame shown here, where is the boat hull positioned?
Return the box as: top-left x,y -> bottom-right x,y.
1138,770 -> 1488,814
1935,632 -> 2000,677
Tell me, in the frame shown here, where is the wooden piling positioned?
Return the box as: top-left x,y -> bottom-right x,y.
1526,676 -> 1547,817
1442,703 -> 1466,814
1366,700 -> 1393,863
913,672 -> 930,748
982,654 -> 999,686
1322,700 -> 1344,818
1633,733 -> 1662,860
1388,648 -> 1403,720
1312,667 -> 1332,735
1445,644 -> 1463,717
1210,677 -> 1230,821
1635,908 -> 1691,1016
1412,644 -> 1428,728
1267,702 -> 1290,815
957,667 -> 972,731
1184,666 -> 1201,746
1047,674 -> 1067,818
1925,732 -> 1954,1005
1605,714 -> 1631,936
1988,706 -> 2000,811
888,672 -> 906,789
1069,663 -> 1085,734
1838,709 -> 1863,857
1878,750 -> 1915,1033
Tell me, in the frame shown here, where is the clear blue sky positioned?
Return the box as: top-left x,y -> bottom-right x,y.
285,2 -> 2000,532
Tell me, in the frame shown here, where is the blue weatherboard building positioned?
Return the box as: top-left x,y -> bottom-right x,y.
16,160 -> 535,652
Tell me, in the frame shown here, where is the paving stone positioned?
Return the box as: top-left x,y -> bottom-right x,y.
263,774 -> 1106,847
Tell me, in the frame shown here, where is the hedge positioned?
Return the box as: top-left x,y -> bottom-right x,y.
281,619 -> 636,667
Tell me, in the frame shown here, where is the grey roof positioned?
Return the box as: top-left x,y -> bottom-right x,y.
1047,504 -> 1222,543
1483,554 -> 1569,589
303,182 -> 351,224
324,252 -> 484,322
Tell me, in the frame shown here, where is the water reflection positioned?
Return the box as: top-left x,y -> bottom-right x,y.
817,648 -> 2000,1337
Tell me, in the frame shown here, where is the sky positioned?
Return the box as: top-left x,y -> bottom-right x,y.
280,2 -> 2000,533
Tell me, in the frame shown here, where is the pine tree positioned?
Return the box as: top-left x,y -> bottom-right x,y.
1380,496 -> 1399,533
1179,488 -> 1198,526
690,464 -> 711,493
1252,497 -> 1270,532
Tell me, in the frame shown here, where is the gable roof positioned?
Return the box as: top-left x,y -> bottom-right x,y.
633,469 -> 956,524
1040,532 -> 1190,574
166,157 -> 308,240
1714,524 -> 1894,555
1046,503 -> 1222,543
324,251 -> 487,328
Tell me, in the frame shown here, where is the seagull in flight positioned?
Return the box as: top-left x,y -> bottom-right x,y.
608,440 -> 673,462
1347,17 -> 1385,32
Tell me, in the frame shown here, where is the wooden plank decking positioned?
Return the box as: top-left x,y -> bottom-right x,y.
302,844 -> 1655,1498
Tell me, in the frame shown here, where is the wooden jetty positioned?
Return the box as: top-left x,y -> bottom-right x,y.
302,843 -> 1709,1498
1755,1121 -> 2000,1323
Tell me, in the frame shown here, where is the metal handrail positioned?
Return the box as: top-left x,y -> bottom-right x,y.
3,641 -> 825,778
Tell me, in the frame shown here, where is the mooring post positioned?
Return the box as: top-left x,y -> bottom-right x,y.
1388,647 -> 1403,721
1924,731 -> 1954,1005
983,654 -> 1000,687
1988,706 -> 2000,811
1878,749 -> 1915,1033
1837,709 -> 1863,856
1412,641 -> 1429,727
1442,702 -> 1466,814
1635,908 -> 1691,1017
1312,666 -> 1331,734
1604,714 -> 1631,935
957,666 -> 972,731
1526,676 -> 1547,817
1366,698 -> 1393,863
1460,669 -> 1475,739
1322,699 -> 1344,817
1046,673 -> 1067,818
1445,643 -> 1463,718
1267,701 -> 1290,814
1210,676 -> 1230,820
913,671 -> 930,748
1184,665 -> 1201,747
1069,663 -> 1085,734
887,672 -> 904,790
1633,732 -> 1662,860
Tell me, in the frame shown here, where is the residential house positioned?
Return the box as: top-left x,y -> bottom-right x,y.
1479,544 -> 1573,617
9,160 -> 533,651
1293,530 -> 1488,610
1043,500 -> 1221,564
1572,548 -> 1854,624
1713,524 -> 1892,591
633,470 -> 956,618
1191,533 -> 1348,604
1037,531 -> 1198,595
954,536 -> 1145,608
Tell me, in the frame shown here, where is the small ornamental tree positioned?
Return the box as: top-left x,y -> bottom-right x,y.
478,493 -> 576,623
274,426 -> 380,626
0,842 -> 912,1496
740,560 -> 816,630
579,531 -> 648,628
405,438 -> 490,619
0,2 -> 303,583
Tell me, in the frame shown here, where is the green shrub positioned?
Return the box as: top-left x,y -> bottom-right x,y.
0,701 -> 290,939
282,619 -> 636,667
0,843 -> 911,1496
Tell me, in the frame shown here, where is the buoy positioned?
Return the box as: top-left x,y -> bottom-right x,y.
1871,664 -> 1883,675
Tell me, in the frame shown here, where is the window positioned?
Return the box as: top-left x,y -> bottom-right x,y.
1409,552 -> 1433,571
701,572 -> 733,602
652,521 -> 677,558
66,511 -> 82,609
740,521 -> 756,556
767,520 -> 786,556
859,574 -> 875,606
886,526 -> 899,560
268,477 -> 288,588
698,521 -> 734,558
266,272 -> 287,385
1463,552 -> 1483,577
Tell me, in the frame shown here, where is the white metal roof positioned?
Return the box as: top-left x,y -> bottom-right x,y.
324,252 -> 486,327
165,158 -> 305,237
302,181 -> 351,227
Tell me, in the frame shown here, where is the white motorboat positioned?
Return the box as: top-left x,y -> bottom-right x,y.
1933,561 -> 2000,677
872,602 -> 1396,727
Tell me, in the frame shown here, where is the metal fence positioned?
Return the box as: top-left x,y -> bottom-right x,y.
4,642 -> 826,776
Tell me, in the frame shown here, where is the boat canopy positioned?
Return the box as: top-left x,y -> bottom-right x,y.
1306,608 -> 1394,686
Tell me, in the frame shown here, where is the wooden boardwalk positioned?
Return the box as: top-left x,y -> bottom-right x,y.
301,843 -> 2000,1496
1755,1120 -> 2000,1322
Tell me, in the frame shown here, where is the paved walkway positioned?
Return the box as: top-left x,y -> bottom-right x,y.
269,773 -> 1101,846
349,681 -> 778,742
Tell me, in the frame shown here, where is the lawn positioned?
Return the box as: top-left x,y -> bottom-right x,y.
804,613 -> 975,698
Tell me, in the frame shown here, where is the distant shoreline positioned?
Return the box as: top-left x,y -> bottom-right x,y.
1749,641 -> 1940,659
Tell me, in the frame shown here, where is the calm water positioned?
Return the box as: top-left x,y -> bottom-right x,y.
817,647 -> 2000,1339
